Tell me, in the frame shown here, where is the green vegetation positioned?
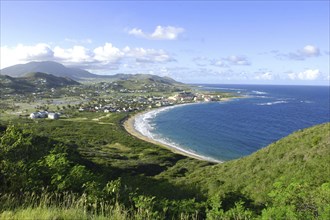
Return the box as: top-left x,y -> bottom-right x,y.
166,123 -> 330,201
0,109 -> 329,219
0,72 -> 79,95
2,62 -> 327,219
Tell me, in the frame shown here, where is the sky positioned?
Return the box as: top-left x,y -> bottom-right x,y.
1,1 -> 329,85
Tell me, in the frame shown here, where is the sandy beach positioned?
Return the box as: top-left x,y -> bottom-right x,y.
123,103 -> 226,163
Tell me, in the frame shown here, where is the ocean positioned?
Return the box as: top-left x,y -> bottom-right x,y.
134,85 -> 330,162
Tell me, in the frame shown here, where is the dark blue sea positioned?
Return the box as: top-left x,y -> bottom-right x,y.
134,85 -> 330,162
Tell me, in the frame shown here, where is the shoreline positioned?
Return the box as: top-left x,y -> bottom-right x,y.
123,99 -> 238,163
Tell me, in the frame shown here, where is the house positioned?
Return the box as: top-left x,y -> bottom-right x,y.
38,111 -> 48,118
30,112 -> 39,119
29,111 -> 49,119
48,112 -> 60,119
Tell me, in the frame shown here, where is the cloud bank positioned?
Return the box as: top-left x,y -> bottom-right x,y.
0,43 -> 175,72
1,42 -> 327,84
288,69 -> 321,80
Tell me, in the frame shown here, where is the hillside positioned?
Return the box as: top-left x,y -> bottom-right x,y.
109,74 -> 184,92
0,75 -> 36,94
0,110 -> 329,219
105,73 -> 182,85
163,122 -> 330,204
23,72 -> 80,87
0,72 -> 80,94
0,61 -> 96,80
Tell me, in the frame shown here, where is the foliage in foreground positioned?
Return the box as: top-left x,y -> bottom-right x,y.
0,116 -> 329,219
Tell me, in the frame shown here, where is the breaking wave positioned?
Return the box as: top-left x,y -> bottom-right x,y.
257,100 -> 289,106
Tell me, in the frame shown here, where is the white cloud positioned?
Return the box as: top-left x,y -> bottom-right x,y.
0,43 -> 54,68
93,43 -> 124,63
150,26 -> 185,40
128,25 -> 184,40
226,55 -> 250,65
192,55 -> 252,68
24,43 -> 54,60
254,72 -> 274,80
125,47 -> 175,63
211,59 -> 226,67
0,42 -> 175,72
65,38 -> 93,44
128,28 -> 145,37
275,45 -> 321,60
54,45 -> 94,63
300,45 -> 320,57
288,69 -> 321,80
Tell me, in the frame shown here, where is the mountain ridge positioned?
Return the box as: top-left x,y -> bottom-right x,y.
0,61 -> 182,85
0,61 -> 96,80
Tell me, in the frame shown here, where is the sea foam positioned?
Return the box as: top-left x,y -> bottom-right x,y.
134,105 -> 222,163
257,100 -> 289,106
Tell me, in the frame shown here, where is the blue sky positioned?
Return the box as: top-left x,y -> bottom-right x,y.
1,1 -> 329,85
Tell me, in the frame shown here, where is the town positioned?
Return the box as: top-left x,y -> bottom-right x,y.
0,74 -> 234,120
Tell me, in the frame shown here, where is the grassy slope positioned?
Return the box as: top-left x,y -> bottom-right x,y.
0,72 -> 79,95
161,122 -> 330,204
0,113 -> 329,219
1,113 -> 203,200
2,114 -> 328,204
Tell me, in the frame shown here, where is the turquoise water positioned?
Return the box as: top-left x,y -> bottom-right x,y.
135,85 -> 330,162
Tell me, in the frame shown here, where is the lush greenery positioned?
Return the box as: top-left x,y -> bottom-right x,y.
0,113 -> 329,219
0,72 -> 79,95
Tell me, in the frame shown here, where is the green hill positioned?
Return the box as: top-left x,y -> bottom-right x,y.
113,74 -> 184,91
0,75 -> 36,94
162,122 -> 330,203
23,72 -> 80,88
0,72 -> 80,95
0,115 -> 329,219
117,73 -> 182,85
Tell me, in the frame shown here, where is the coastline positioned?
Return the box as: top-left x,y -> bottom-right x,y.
123,100 -> 238,163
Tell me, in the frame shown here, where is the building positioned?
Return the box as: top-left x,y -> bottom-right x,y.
48,112 -> 60,119
38,111 -> 48,118
29,112 -> 39,119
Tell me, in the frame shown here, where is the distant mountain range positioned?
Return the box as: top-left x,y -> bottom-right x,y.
0,61 -> 96,80
0,61 -> 182,85
0,72 -> 80,94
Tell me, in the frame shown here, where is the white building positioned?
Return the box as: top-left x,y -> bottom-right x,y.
48,113 -> 60,120
30,112 -> 39,119
38,111 -> 48,118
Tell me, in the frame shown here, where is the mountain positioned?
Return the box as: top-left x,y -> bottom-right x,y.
0,72 -> 80,94
0,61 -> 183,85
0,61 -> 96,80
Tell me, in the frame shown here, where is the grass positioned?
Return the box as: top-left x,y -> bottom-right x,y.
0,191 -> 198,220
1,110 -> 329,219
0,192 -> 131,220
106,143 -> 131,152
